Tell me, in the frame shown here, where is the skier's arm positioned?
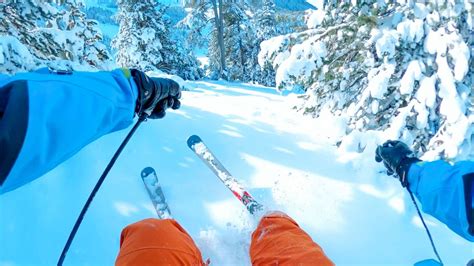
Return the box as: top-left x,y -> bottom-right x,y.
0,69 -> 181,194
407,160 -> 474,242
0,74 -> 10,117
0,69 -> 138,194
376,141 -> 474,242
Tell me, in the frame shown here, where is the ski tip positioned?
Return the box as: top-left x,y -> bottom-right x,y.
187,135 -> 202,148
141,167 -> 156,178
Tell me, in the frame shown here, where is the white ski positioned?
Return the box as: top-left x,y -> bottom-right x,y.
141,167 -> 172,219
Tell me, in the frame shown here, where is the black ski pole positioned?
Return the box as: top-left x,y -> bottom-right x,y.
57,114 -> 147,266
406,186 -> 443,265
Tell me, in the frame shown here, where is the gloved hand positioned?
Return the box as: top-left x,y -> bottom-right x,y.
131,69 -> 181,119
375,140 -> 421,187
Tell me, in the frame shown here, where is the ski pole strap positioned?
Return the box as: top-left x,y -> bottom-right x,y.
407,187 -> 444,265
57,114 -> 147,266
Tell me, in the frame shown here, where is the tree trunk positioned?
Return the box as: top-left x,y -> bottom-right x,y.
211,0 -> 226,79
238,26 -> 245,80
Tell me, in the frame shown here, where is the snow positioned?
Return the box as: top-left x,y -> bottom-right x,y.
426,11 -> 441,26
411,102 -> 427,130
437,66 -> 457,98
141,28 -> 158,43
373,29 -> 398,59
399,60 -> 424,95
413,3 -> 429,19
258,35 -> 288,68
425,26 -> 470,83
1,1 -> 473,264
367,63 -> 395,99
371,100 -> 379,114
259,27 -> 332,75
416,75 -> 437,108
274,37 -> 327,88
397,19 -> 424,44
424,28 -> 443,55
0,80 -> 471,265
305,9 -> 325,29
440,95 -> 464,124
451,41 -> 470,82
306,0 -> 324,10
0,36 -> 36,72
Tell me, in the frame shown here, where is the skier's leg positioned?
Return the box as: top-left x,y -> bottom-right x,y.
250,211 -> 334,265
116,218 -> 204,265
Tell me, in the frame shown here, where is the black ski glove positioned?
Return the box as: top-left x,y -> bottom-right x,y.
131,69 -> 181,119
375,140 -> 421,187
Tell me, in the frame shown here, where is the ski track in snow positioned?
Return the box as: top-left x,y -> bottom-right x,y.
0,80 -> 471,265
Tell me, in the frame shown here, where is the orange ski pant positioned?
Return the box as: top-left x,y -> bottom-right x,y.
116,213 -> 334,265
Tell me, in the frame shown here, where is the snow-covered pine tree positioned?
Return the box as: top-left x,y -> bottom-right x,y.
163,30 -> 203,80
180,1 -> 210,51
63,1 -> 110,67
199,0 -> 227,79
259,0 -> 474,160
113,0 -> 201,79
0,0 -> 110,73
186,0 -> 305,82
255,0 -> 277,40
113,0 -> 167,72
222,1 -> 243,80
255,0 -> 277,86
183,0 -> 222,79
223,0 -> 259,81
208,21 -> 224,78
186,0 -> 261,81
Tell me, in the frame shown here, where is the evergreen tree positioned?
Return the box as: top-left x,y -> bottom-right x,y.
223,1 -> 262,82
254,0 -> 277,86
65,1 -> 110,67
259,0 -> 474,159
223,1 -> 246,80
210,0 -> 226,79
164,28 -> 203,80
180,0 -> 218,76
185,0 -> 284,83
113,0 -> 168,72
199,0 -> 258,81
255,0 -> 276,41
113,0 -> 201,79
184,0 -> 228,80
181,2 -> 209,51
208,23 -> 224,78
0,0 -> 110,73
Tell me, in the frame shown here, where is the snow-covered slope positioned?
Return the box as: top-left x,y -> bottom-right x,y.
0,80 -> 471,265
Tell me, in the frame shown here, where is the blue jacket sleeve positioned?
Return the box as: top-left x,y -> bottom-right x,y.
0,69 -> 138,194
408,160 -> 474,241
